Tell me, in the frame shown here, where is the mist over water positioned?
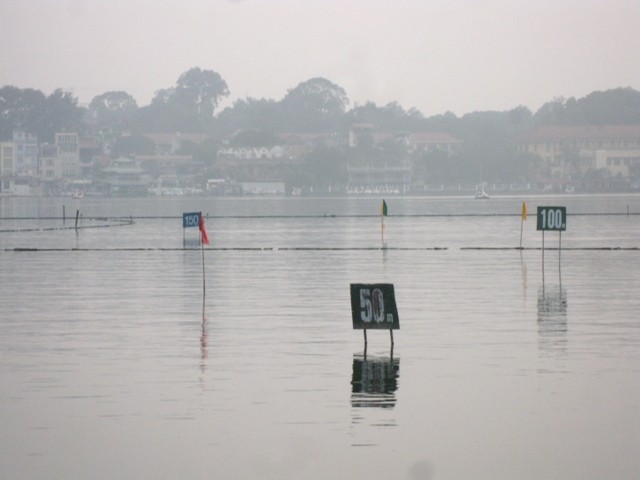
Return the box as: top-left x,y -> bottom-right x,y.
1,194 -> 639,479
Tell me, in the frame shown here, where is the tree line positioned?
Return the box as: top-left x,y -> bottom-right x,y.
2,66 -> 639,185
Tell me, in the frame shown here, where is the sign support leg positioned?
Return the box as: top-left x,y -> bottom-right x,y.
541,231 -> 545,286
559,231 -> 562,287
363,328 -> 368,358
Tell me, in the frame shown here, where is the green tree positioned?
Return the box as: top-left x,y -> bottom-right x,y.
0,86 -> 83,142
89,91 -> 137,129
533,88 -> 640,126
136,67 -> 229,132
174,67 -> 229,122
111,134 -> 155,157
216,97 -> 280,135
40,89 -> 85,141
281,77 -> 349,131
0,86 -> 46,139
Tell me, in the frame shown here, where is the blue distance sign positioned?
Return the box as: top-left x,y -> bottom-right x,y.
350,283 -> 400,330
183,212 -> 201,228
536,206 -> 567,231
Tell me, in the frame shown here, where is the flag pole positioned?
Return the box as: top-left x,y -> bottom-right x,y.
519,217 -> 524,249
519,201 -> 527,249
381,199 -> 387,247
201,225 -> 206,318
199,211 -> 209,319
201,232 -> 206,317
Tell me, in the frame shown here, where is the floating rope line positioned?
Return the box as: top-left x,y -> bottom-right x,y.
4,246 -> 638,252
0,217 -> 134,233
1,212 -> 638,221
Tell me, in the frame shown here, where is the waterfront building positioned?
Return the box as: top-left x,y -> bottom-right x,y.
0,142 -> 15,194
518,125 -> 640,188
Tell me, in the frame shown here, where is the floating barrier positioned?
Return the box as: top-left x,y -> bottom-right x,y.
1,212 -> 638,221
5,246 -> 638,252
0,217 -> 134,233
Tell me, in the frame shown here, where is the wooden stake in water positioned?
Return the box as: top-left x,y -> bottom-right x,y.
381,199 -> 388,247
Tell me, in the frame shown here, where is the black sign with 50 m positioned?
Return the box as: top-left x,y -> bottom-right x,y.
350,284 -> 400,330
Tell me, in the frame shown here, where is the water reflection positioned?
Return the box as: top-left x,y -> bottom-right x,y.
520,251 -> 528,306
350,355 -> 400,409
200,316 -> 208,374
537,284 -> 568,353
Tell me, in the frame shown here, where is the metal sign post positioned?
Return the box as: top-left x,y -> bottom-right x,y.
183,212 -> 201,246
537,206 -> 566,285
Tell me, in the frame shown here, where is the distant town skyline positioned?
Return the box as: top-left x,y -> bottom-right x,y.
2,0 -> 639,116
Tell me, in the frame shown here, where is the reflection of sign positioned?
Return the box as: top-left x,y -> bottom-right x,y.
350,284 -> 399,330
537,285 -> 568,346
537,285 -> 567,321
351,356 -> 399,408
183,212 -> 201,228
537,206 -> 567,231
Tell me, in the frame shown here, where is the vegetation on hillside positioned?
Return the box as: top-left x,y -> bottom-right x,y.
2,66 -> 639,187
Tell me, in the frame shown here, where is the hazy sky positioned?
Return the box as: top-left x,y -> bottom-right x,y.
2,0 -> 639,116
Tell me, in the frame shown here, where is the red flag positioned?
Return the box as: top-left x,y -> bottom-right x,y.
199,212 -> 210,245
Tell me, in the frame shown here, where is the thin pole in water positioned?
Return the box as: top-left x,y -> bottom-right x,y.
519,216 -> 524,249
201,237 -> 206,318
542,230 -> 545,285
363,328 -> 368,356
559,230 -> 562,285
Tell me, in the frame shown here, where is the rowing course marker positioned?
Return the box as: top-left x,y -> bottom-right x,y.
350,283 -> 399,353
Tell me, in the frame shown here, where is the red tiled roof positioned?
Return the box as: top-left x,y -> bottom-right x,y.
142,133 -> 210,145
409,132 -> 462,144
277,132 -> 331,144
521,125 -> 640,142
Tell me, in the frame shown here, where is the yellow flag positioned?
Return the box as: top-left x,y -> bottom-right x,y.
521,201 -> 527,220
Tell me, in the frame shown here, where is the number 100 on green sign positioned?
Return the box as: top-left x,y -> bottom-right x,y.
537,206 -> 567,231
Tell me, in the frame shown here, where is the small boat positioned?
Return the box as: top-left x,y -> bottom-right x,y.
72,190 -> 84,199
474,188 -> 490,199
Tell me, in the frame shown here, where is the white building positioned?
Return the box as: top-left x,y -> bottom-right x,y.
1,142 -> 15,194
55,132 -> 80,178
13,131 -> 39,177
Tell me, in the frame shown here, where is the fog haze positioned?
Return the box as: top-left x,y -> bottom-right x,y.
2,0 -> 639,115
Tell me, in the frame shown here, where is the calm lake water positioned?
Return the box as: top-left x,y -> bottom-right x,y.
1,194 -> 639,480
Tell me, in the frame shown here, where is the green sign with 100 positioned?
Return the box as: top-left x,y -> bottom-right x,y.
537,206 -> 567,231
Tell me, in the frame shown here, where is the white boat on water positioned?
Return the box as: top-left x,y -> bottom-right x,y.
72,190 -> 84,199
474,188 -> 490,199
